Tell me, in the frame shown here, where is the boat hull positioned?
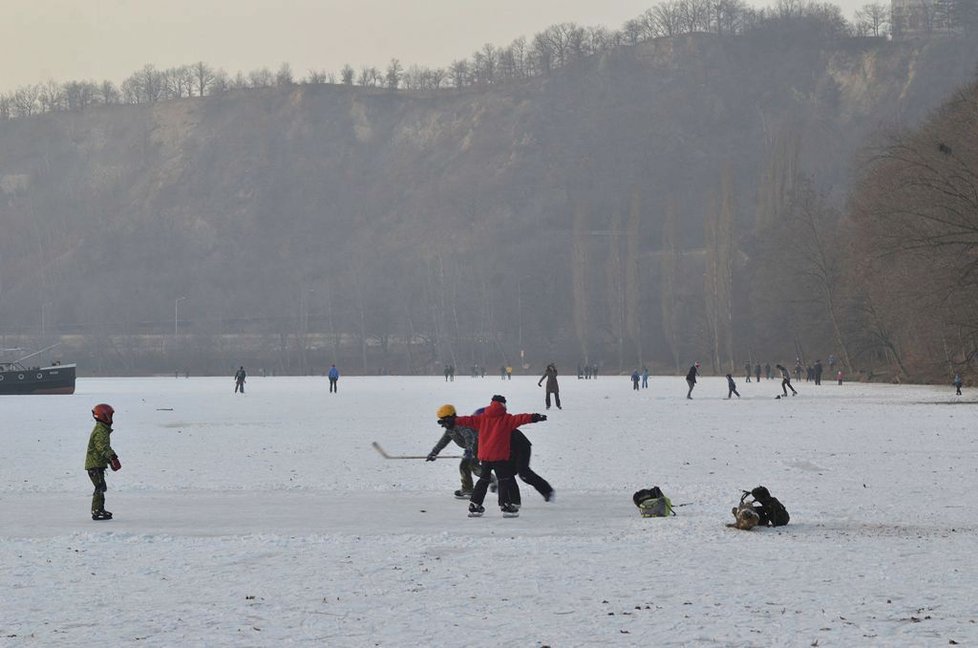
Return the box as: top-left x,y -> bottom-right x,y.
0,364 -> 76,395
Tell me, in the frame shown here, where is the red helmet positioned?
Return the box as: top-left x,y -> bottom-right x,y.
92,403 -> 114,425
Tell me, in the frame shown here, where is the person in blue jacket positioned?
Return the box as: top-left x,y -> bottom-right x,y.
328,364 -> 340,393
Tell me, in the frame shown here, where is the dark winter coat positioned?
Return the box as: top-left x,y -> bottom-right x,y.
454,401 -> 538,462
85,421 -> 115,470
686,365 -> 698,382
538,366 -> 559,392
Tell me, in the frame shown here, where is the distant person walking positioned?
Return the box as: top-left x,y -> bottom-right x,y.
685,362 -> 700,399
328,364 -> 339,393
765,363 -> 772,380
744,361 -> 752,383
234,366 -> 246,394
538,363 -> 561,409
776,364 -> 797,397
500,365 -> 507,380
814,359 -> 823,386
754,363 -> 762,382
642,366 -> 649,389
631,370 -> 641,391
726,374 -> 740,399
506,365 -> 513,380
837,370 -> 844,385
953,373 -> 963,396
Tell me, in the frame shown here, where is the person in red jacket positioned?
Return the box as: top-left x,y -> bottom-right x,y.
453,395 -> 547,518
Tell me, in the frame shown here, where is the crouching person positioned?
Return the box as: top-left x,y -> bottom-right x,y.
749,486 -> 789,527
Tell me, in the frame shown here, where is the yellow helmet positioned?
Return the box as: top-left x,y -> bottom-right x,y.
436,404 -> 456,418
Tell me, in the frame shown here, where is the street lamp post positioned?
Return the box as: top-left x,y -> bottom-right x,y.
174,296 -> 186,337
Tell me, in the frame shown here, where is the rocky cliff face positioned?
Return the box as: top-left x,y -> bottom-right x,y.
2,33 -> 976,373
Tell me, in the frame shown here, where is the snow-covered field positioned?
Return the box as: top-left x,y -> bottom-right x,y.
1,374 -> 976,647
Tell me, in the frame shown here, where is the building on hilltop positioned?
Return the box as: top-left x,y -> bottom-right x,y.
891,0 -> 968,38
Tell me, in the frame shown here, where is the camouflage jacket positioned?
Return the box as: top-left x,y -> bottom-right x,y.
85,421 -> 115,470
430,424 -> 478,458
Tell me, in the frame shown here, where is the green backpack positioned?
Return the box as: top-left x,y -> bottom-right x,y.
633,486 -> 675,517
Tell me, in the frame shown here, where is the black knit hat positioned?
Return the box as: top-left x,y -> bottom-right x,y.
491,394 -> 507,404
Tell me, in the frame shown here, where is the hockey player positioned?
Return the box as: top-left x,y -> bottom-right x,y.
427,404 -> 495,499
453,395 -> 547,518
85,404 -> 121,521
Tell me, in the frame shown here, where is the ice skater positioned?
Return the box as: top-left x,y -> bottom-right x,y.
631,369 -> 640,391
234,366 -> 246,393
509,428 -> 555,504
427,404 -> 494,499
953,373 -> 963,396
726,373 -> 740,399
686,362 -> 700,399
453,395 -> 547,518
85,404 -> 121,521
538,363 -> 561,410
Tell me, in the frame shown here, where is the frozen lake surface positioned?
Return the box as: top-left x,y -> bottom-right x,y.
1,374 -> 976,646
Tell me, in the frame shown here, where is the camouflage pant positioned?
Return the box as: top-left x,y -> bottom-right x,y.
88,468 -> 107,512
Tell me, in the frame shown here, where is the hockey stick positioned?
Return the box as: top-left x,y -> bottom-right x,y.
371,441 -> 463,460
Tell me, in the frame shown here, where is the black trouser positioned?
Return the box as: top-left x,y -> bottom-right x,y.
728,387 -> 740,398
632,381 -> 639,390
471,460 -> 518,508
88,468 -> 107,512
235,381 -> 244,393
815,372 -> 822,385
329,378 -> 337,393
686,379 -> 695,398
545,390 -> 561,409
782,378 -> 797,395
510,429 -> 553,505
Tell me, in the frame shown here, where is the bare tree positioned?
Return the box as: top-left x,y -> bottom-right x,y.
12,84 -> 41,117
340,64 -> 355,86
385,58 -> 403,90
449,59 -> 469,89
855,2 -> 889,36
276,63 -> 294,87
191,62 -> 215,96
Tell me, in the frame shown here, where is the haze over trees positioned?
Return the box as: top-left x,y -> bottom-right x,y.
1,1 -> 977,380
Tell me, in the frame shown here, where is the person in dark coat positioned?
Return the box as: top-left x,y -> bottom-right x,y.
744,362 -> 752,383
234,366 -> 246,393
765,363 -> 772,380
814,359 -> 823,386
726,373 -> 740,399
754,363 -> 762,382
631,370 -> 640,391
685,362 -> 700,399
538,363 -> 561,410
427,404 -> 481,498
953,373 -> 963,396
509,428 -> 555,504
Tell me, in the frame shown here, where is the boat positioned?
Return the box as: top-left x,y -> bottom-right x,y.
0,345 -> 76,395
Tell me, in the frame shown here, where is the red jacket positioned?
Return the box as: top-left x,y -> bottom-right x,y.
454,401 -> 537,462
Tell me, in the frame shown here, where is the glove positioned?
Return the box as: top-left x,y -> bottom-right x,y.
531,413 -> 547,422
426,452 -> 437,462
109,455 -> 122,471
463,449 -> 473,460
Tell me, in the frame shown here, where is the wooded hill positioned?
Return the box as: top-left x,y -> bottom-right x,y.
1,32 -> 977,377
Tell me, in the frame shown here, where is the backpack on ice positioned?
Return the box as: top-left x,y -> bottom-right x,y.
632,486 -> 675,517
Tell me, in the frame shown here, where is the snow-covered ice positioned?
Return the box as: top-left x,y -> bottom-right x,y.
1,375 -> 976,646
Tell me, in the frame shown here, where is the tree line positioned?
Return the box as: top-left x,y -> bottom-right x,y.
5,0 -> 974,120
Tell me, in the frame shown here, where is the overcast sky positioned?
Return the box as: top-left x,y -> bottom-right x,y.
3,0 -> 866,93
